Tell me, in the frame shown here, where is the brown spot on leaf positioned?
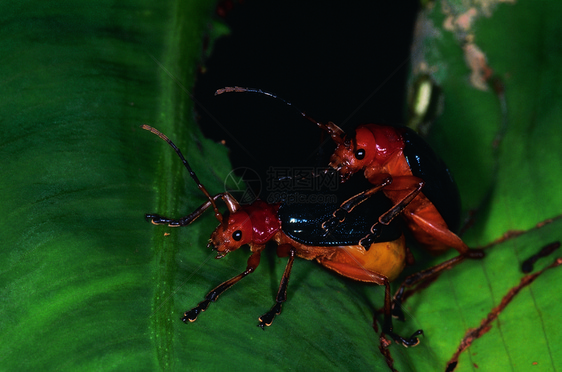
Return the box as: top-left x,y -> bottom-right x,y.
463,43 -> 493,90
456,8 -> 478,31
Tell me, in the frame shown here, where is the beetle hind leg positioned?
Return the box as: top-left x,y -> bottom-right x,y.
390,253 -> 469,321
380,281 -> 423,347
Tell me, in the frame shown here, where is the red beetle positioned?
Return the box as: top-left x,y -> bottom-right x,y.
214,87 -> 483,260
142,124 -> 425,346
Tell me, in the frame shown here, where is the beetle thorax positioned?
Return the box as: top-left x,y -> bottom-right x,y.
360,124 -> 404,166
244,201 -> 281,244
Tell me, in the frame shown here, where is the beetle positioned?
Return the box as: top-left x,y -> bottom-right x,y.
214,87 -> 484,318
214,87 -> 484,258
142,124 -> 425,347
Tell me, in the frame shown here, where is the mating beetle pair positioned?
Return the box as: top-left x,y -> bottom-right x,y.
144,88 -> 482,347
215,87 -> 483,260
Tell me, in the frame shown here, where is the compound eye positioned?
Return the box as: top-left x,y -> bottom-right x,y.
232,230 -> 242,241
355,149 -> 365,160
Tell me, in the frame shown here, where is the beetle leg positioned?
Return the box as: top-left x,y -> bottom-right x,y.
391,254 -> 468,321
181,249 -> 263,323
378,179 -> 424,225
358,181 -> 423,248
258,245 -> 297,329
382,176 -> 485,258
408,213 -> 486,257
321,176 -> 393,233
381,280 -> 423,347
320,257 -> 422,347
146,194 -> 227,227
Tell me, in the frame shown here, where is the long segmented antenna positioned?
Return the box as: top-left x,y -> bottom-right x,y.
215,86 -> 303,113
142,124 -> 223,222
215,86 -> 345,142
215,86 -> 321,123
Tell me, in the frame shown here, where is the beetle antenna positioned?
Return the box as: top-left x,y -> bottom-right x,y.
215,86 -> 345,142
142,125 -> 223,222
214,86 -> 320,125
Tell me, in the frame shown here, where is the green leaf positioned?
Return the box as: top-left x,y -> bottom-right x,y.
2,1 -> 561,371
398,1 -> 562,371
0,0 -> 225,369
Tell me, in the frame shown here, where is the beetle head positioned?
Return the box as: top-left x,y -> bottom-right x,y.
327,125 -> 378,182
208,193 -> 253,258
210,209 -> 253,258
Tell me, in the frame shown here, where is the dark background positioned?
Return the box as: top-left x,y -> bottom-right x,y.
193,0 -> 419,196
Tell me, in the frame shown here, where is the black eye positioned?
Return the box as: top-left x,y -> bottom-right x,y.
232,230 -> 242,241
355,149 -> 365,160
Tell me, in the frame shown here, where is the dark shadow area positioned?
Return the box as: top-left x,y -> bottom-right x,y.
194,0 -> 419,198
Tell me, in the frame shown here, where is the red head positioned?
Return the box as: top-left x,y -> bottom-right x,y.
209,199 -> 281,258
210,207 -> 253,258
320,123 -> 405,182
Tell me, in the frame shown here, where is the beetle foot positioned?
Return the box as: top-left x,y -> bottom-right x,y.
321,217 -> 339,235
145,213 -> 160,223
387,329 -> 423,348
181,299 -> 211,323
258,302 -> 283,329
145,213 -> 186,227
145,213 -> 171,225
321,212 -> 347,235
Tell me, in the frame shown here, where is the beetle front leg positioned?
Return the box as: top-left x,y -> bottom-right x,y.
258,244 -> 296,328
321,176 -> 393,233
182,249 -> 262,323
358,182 -> 423,248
